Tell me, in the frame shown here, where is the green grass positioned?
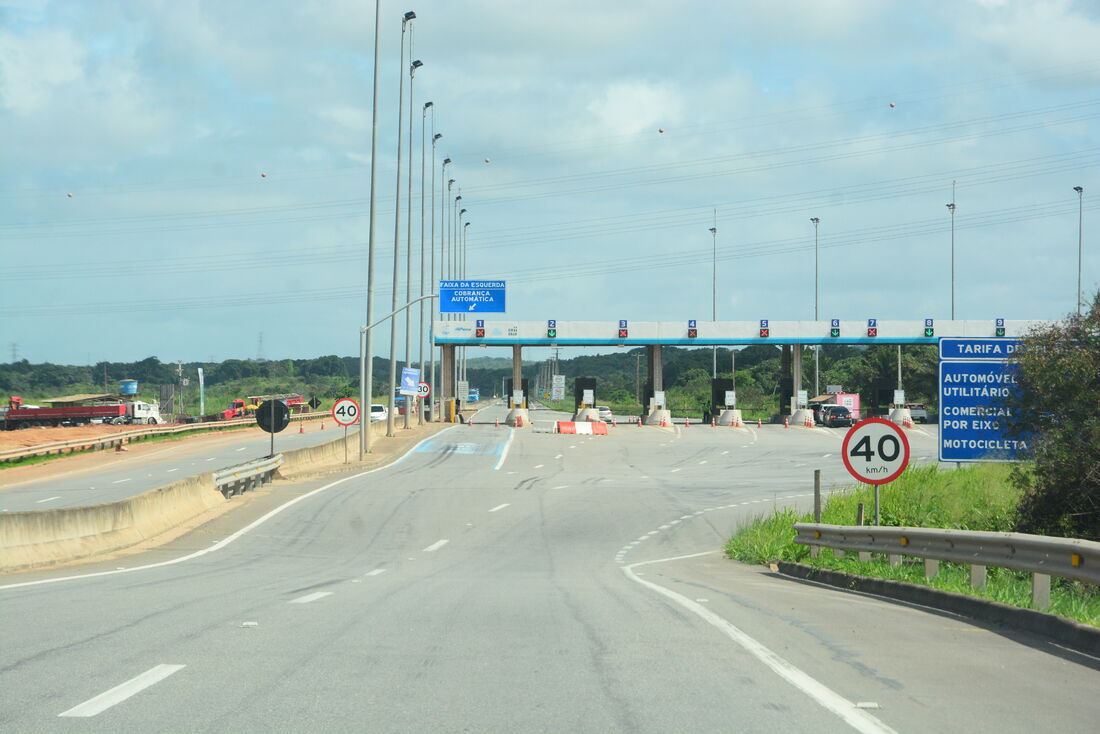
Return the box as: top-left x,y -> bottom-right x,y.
725,464 -> 1100,627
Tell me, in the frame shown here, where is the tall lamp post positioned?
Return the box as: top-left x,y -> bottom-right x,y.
428,132 -> 441,420
360,0 -> 385,458
418,100 -> 432,425
463,219 -> 471,381
708,219 -> 717,379
386,10 -> 415,439
1075,186 -> 1085,316
457,206 -> 467,381
403,57 -> 422,430
810,217 -> 820,397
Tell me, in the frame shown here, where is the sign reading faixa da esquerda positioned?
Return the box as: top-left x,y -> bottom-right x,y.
439,281 -> 506,313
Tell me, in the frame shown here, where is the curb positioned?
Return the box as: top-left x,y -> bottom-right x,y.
775,561 -> 1100,657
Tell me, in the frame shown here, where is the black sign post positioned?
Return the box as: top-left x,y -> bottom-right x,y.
257,399 -> 290,457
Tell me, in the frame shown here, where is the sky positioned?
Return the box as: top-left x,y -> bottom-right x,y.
2,0 -> 1099,366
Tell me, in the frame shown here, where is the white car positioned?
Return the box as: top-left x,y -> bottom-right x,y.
597,405 -> 614,422
370,404 -> 388,422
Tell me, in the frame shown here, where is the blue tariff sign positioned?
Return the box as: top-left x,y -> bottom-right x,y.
938,338 -> 1026,463
439,280 -> 506,313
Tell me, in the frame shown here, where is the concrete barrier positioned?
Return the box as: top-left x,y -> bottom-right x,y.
0,427 -> 369,573
717,409 -> 743,427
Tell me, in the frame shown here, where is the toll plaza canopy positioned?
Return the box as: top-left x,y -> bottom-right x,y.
433,320 -> 1047,347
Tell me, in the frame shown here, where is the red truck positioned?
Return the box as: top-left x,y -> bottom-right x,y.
1,396 -> 164,429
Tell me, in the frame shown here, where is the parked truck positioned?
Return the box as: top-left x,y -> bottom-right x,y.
2,396 -> 164,429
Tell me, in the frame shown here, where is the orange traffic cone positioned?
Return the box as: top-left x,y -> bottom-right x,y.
299,423 -> 305,434
784,418 -> 790,429
757,419 -> 762,428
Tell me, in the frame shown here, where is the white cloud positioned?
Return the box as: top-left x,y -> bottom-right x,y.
586,80 -> 685,137
0,27 -> 85,114
318,105 -> 370,131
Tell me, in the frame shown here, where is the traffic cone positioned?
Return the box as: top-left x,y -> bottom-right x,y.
684,417 -> 690,428
757,419 -> 762,428
299,423 -> 305,434
784,417 -> 789,429
495,418 -> 499,427
321,421 -> 325,430
711,417 -> 716,427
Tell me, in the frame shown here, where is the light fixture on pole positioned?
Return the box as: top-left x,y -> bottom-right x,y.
418,101 -> 431,426
457,206 -> 467,382
946,202 -> 956,320
403,58 -> 422,431
360,0 -> 384,458
709,217 -> 717,379
810,217 -> 820,397
1075,186 -> 1084,316
463,219 -> 471,381
386,10 -> 415,440
428,128 -> 440,420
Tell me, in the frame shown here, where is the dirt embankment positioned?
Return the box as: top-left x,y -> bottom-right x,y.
0,423 -> 159,451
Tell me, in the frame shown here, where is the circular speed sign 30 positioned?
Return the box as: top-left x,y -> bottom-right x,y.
841,417 -> 911,485
331,397 -> 361,427
417,381 -> 431,399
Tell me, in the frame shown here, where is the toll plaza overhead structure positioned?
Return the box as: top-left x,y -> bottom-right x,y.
434,319 -> 1048,425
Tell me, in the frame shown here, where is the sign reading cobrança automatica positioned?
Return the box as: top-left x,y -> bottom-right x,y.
439,280 -> 506,313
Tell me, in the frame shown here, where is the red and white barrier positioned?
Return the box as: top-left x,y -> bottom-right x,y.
556,421 -> 608,435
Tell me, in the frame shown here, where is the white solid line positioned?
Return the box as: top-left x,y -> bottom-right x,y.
165,468 -> 179,473
235,447 -> 247,452
0,426 -> 460,592
488,503 -> 510,512
423,539 -> 449,552
36,496 -> 62,504
492,428 -> 515,471
59,664 -> 185,718
289,591 -> 333,604
364,569 -> 387,577
111,478 -> 132,484
622,553 -> 898,734
533,464 -> 544,469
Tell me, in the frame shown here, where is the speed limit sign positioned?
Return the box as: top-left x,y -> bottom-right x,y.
841,418 -> 910,485
331,397 -> 361,426
417,381 -> 431,399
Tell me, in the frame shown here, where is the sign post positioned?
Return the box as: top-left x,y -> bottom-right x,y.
332,397 -> 361,464
841,417 -> 911,525
257,399 -> 291,458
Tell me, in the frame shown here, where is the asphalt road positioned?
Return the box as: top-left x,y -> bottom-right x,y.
0,421 -> 367,511
2,404 -> 1096,733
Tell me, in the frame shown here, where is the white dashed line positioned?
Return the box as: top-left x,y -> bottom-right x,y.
165,468 -> 179,473
364,569 -> 387,577
488,503 -> 510,512
111,478 -> 131,484
823,454 -> 832,458
554,454 -> 563,459
289,591 -> 333,604
36,496 -> 62,504
698,460 -> 708,465
670,468 -> 681,473
553,485 -> 569,490
423,539 -> 449,552
59,664 -> 185,718
533,464 -> 544,469
205,457 -> 216,462
235,447 -> 247,452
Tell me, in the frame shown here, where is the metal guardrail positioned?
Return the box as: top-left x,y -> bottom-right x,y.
212,454 -> 283,497
793,523 -> 1100,609
0,412 -> 326,463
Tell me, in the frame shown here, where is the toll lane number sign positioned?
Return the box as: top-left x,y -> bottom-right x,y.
841,418 -> 910,485
331,398 -> 361,426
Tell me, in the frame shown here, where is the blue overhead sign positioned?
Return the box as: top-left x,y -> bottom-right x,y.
439,280 -> 506,313
939,338 -> 1026,463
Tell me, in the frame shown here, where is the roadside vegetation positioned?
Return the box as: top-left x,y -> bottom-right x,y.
726,464 -> 1100,626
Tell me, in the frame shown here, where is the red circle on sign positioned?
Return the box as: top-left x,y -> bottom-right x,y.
840,417 -> 911,485
331,397 -> 361,426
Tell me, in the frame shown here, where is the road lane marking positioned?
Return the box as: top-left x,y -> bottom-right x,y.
59,664 -> 185,718
365,569 -> 387,577
721,450 -> 729,455
823,454 -> 832,458
235,447 -> 247,452
290,591 -> 333,604
165,468 -> 179,473
532,464 -> 544,469
488,503 -> 510,512
36,496 -> 61,503
554,454 -> 563,459
553,485 -> 569,489
205,457 -> 217,461
111,478 -> 131,484
622,553 -> 898,734
670,468 -> 681,473
698,460 -> 708,465
492,428 -> 515,471
423,539 -> 449,552
0,425 -> 460,592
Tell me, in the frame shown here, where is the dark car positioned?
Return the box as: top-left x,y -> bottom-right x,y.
820,405 -> 853,427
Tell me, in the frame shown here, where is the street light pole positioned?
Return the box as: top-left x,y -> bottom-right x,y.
457,207 -> 467,381
429,131 -> 441,420
709,217 -> 717,379
418,101 -> 431,426
360,0 -> 384,458
947,179 -> 956,320
1075,186 -> 1084,316
386,11 -> 415,440
810,217 -> 820,397
464,219 -> 471,381
404,56 -> 422,431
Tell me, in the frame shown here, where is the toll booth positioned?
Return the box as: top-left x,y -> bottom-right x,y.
573,377 -> 597,411
505,379 -> 529,408
710,377 -> 734,418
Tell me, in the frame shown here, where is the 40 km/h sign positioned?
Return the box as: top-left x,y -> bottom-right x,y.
331,398 -> 361,427
841,418 -> 911,485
